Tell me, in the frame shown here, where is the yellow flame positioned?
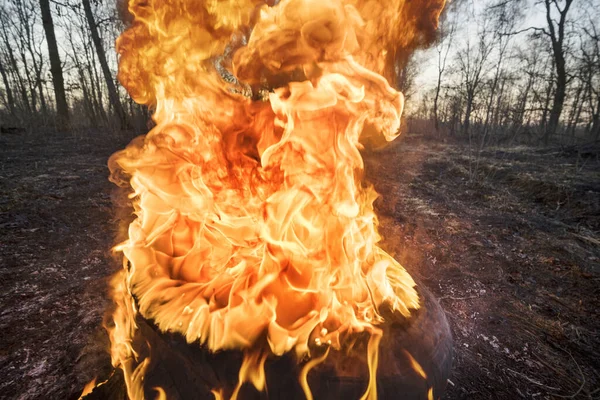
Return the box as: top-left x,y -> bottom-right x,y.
107,0 -> 446,398
78,377 -> 96,399
153,387 -> 167,400
359,328 -> 383,400
402,349 -> 427,380
428,387 -> 434,400
231,351 -> 268,399
211,388 -> 225,400
299,346 -> 331,400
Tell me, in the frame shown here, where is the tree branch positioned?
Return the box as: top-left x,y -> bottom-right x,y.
503,26 -> 550,37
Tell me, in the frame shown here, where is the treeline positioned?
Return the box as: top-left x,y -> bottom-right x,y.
0,0 -> 598,146
410,0 -> 599,146
0,0 -> 147,132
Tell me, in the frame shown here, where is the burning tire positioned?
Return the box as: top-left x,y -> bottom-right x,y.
84,282 -> 452,400
91,0 -> 452,399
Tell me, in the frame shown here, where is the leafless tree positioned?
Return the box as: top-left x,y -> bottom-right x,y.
39,0 -> 69,129
433,9 -> 457,133
0,55 -> 17,118
537,0 -> 575,144
579,20 -> 600,139
1,6 -> 31,118
81,0 -> 128,130
480,0 -> 521,142
456,22 -> 494,137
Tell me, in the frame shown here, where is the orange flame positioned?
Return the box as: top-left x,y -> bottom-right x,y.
108,0 -> 445,398
78,377 -> 97,399
402,349 -> 427,380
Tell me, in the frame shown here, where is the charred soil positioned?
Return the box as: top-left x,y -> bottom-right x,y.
1,131 -> 598,399
365,134 -> 600,399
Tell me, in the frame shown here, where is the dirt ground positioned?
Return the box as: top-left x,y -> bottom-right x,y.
1,130 -> 598,400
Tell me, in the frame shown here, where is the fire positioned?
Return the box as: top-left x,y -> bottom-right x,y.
79,378 -> 97,399
106,0 -> 445,399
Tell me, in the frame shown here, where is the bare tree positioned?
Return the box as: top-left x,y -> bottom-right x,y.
396,57 -> 420,102
433,11 -> 456,133
539,0 -> 575,144
81,0 -> 129,130
456,23 -> 494,137
480,0 -> 521,141
66,25 -> 97,126
580,20 -> 600,139
17,0 -> 47,116
78,14 -> 108,124
509,44 -> 544,143
39,0 -> 69,130
11,3 -> 38,114
0,7 -> 31,116
0,56 -> 17,118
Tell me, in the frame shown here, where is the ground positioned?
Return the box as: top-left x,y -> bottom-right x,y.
0,131 -> 128,400
0,130 -> 598,399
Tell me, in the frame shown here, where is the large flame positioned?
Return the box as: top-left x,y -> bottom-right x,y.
107,0 -> 445,399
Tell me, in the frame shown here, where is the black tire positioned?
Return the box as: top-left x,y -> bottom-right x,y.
84,283 -> 452,400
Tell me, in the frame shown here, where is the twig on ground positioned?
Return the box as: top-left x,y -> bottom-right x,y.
532,352 -> 570,383
551,348 -> 586,399
572,233 -> 600,246
512,348 -> 587,398
505,368 -> 561,391
439,295 -> 479,301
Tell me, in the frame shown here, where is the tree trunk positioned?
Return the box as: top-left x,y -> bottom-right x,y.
0,57 -> 17,118
0,20 -> 31,115
510,72 -> 533,143
566,84 -> 583,141
17,44 -> 37,113
591,96 -> 600,140
72,46 -> 98,127
433,78 -> 441,132
82,0 -> 129,130
85,34 -> 108,123
540,74 -> 554,137
39,0 -> 70,131
463,92 -> 474,137
482,68 -> 501,139
20,5 -> 48,117
570,91 -> 585,139
545,54 -> 566,145
542,0 -> 574,146
493,76 -> 507,130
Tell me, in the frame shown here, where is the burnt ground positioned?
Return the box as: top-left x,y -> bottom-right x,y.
365,135 -> 600,399
0,130 -> 130,400
0,130 -> 599,400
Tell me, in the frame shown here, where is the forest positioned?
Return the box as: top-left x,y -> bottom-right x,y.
0,0 -> 598,146
0,0 -> 148,133
0,0 -> 599,399
405,0 -> 600,149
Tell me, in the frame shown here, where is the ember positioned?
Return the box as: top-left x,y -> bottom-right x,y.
104,0 -> 448,399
